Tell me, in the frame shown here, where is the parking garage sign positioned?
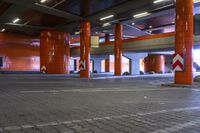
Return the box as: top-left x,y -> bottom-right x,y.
41,65 -> 47,74
79,60 -> 86,70
173,53 -> 184,71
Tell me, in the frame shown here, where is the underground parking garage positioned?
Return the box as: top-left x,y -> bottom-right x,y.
0,0 -> 200,132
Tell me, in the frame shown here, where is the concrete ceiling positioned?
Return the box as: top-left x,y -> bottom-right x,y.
0,0 -> 199,38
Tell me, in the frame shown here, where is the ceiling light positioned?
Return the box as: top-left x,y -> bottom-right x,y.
100,15 -> 114,21
40,0 -> 47,3
149,31 -> 152,33
1,29 -> 5,32
12,18 -> 20,23
153,0 -> 166,4
132,22 -> 135,25
75,31 -> 80,35
102,23 -> 111,27
149,25 -> 152,28
133,12 -> 151,18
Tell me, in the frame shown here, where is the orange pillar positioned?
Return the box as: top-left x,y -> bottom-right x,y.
40,30 -> 70,74
105,33 -> 110,43
74,58 -> 80,71
65,33 -> 70,74
114,23 -> 122,76
105,34 -> 110,72
80,20 -> 91,78
144,55 -> 165,73
175,0 -> 193,84
105,58 -> 110,72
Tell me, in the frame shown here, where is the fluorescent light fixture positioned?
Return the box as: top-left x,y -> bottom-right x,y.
100,15 -> 114,21
102,23 -> 111,27
153,0 -> 166,4
12,18 -> 20,23
75,31 -> 80,35
1,29 -> 5,32
133,12 -> 151,18
40,0 -> 47,3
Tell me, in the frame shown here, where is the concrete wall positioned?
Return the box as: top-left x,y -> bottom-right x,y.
0,33 -> 40,71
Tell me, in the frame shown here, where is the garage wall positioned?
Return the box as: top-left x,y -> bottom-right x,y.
0,33 -> 40,71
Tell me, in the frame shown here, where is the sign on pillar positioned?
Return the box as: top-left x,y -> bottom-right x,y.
41,65 -> 47,74
79,60 -> 86,70
173,53 -> 184,72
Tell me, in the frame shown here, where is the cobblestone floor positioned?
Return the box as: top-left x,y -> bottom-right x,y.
0,74 -> 200,133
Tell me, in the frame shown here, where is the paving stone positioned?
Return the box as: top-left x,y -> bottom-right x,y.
0,74 -> 200,132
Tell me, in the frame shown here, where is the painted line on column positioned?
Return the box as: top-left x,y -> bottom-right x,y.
1,106 -> 200,132
150,119 -> 200,133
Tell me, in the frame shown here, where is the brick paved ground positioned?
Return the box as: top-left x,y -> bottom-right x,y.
0,74 -> 200,133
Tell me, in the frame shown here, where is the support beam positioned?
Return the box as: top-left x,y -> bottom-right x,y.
123,52 -> 147,75
0,5 -> 26,23
123,24 -> 150,36
124,8 -> 175,24
91,55 -> 110,73
114,23 -> 122,76
3,23 -> 56,30
175,0 -> 193,84
86,0 -> 150,21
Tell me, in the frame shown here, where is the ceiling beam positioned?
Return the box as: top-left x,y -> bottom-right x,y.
86,0 -> 151,21
123,7 -> 175,24
123,24 -> 150,36
0,5 -> 26,23
3,0 -> 83,20
142,24 -> 175,32
1,23 -> 37,36
2,23 -> 57,30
